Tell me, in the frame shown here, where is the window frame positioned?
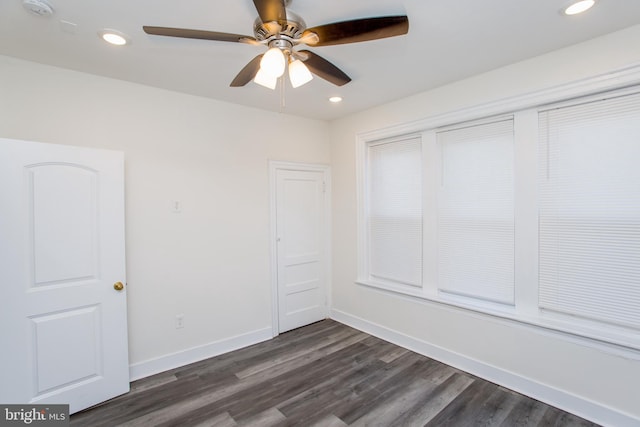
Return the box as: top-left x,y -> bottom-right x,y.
355,65 -> 640,353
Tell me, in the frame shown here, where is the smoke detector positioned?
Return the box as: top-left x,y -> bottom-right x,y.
23,0 -> 54,17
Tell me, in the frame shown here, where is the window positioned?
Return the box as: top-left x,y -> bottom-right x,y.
357,82 -> 640,350
437,119 -> 515,305
538,91 -> 640,329
364,135 -> 422,288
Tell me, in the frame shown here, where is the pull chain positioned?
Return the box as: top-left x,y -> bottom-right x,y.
279,76 -> 286,112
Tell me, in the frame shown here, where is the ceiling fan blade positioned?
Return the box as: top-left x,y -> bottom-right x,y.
301,16 -> 409,47
252,0 -> 287,24
298,50 -> 351,87
230,54 -> 264,87
143,26 -> 256,43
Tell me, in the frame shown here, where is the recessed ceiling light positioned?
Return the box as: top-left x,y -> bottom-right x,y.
99,29 -> 129,46
329,96 -> 343,103
564,0 -> 595,15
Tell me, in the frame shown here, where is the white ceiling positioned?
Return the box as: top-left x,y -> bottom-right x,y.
1,0 -> 639,121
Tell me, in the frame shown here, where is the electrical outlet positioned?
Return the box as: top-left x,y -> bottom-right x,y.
175,314 -> 185,329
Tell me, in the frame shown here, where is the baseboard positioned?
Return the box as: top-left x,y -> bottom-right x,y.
330,309 -> 638,427
129,327 -> 273,381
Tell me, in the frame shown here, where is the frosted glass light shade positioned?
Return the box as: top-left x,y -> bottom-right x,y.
254,68 -> 277,89
289,59 -> 313,88
260,47 -> 286,78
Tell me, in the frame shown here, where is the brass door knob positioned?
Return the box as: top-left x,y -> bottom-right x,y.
113,281 -> 125,291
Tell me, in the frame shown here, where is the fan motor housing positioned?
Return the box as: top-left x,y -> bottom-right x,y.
253,12 -> 306,41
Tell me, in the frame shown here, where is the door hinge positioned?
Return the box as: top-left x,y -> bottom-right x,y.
322,181 -> 326,193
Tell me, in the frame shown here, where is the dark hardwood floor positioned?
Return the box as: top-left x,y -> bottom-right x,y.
71,319 -> 599,426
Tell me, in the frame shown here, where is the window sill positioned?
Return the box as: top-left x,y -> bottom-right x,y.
356,279 -> 640,358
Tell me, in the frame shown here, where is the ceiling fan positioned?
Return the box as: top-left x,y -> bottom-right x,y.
143,0 -> 409,89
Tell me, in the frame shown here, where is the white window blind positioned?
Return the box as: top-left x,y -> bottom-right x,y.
367,136 -> 422,287
437,119 -> 515,304
539,92 -> 640,329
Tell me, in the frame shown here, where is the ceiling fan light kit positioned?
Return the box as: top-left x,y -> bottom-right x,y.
289,59 -> 313,88
254,68 -> 278,89
261,46 -> 287,78
143,0 -> 409,90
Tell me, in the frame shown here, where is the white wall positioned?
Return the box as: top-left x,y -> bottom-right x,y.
329,25 -> 640,425
0,55 -> 331,374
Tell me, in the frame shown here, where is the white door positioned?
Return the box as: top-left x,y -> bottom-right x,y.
0,138 -> 129,414
274,166 -> 329,333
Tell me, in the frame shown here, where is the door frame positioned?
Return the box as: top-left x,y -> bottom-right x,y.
269,161 -> 331,337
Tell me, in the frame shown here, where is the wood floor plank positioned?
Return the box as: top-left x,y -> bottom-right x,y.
341,351 -> 427,398
337,356 -> 448,424
128,372 -> 178,394
349,377 -> 444,427
175,320 -> 342,380
347,360 -> 463,426
538,405 -> 598,427
191,412 -> 237,427
461,385 -> 519,426
391,372 -> 476,425
232,330 -> 370,385
169,338 -> 374,426
277,353 -> 389,422
378,345 -> 410,363
117,383 -> 245,427
71,373 -> 212,426
500,396 -> 554,427
307,414 -> 349,427
175,341 -> 374,425
70,320 -> 601,427
235,408 -> 286,427
234,326 -> 364,379
424,378 -> 499,426
226,342 -> 374,422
